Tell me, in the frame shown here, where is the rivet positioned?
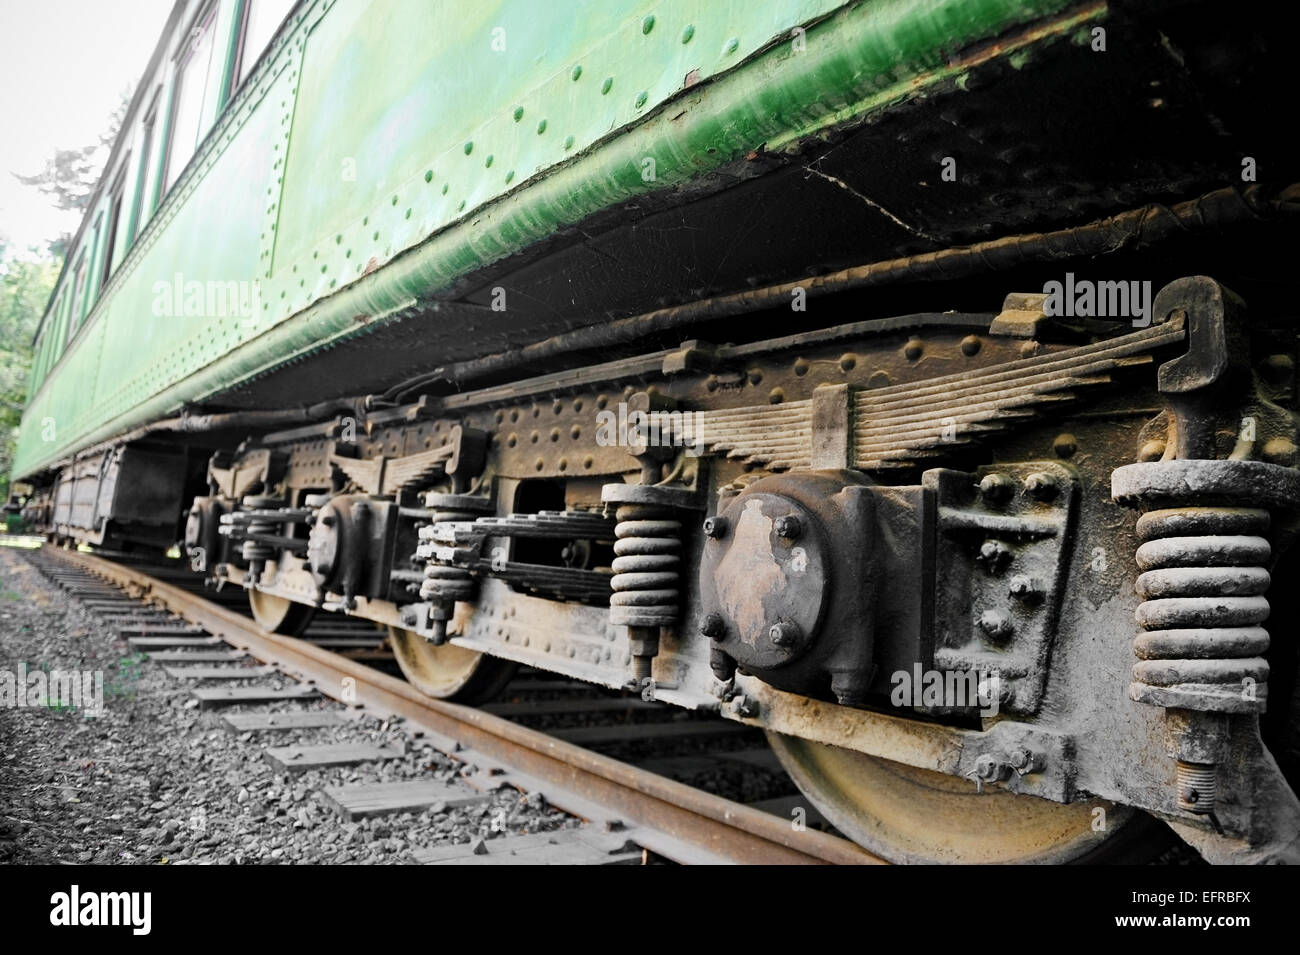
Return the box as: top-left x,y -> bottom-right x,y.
484,154 -> 493,168
723,37 -> 739,55
769,388 -> 785,404
1138,439 -> 1165,462
505,170 -> 514,183
1262,437 -> 1298,466
536,119 -> 547,134
1008,574 -> 1039,601
463,141 -> 473,154
960,334 -> 982,356
793,357 -> 809,376
571,64 -> 582,81
681,24 -> 695,43
563,135 -> 575,150
1261,353 -> 1295,384
978,610 -> 1013,640
1053,433 -> 1078,458
635,91 -> 648,109
513,106 -> 524,122
424,169 -> 433,182
978,539 -> 1012,570
839,353 -> 857,371
642,14 -> 655,34
703,516 -> 728,539
601,77 -> 613,95
904,338 -> 923,361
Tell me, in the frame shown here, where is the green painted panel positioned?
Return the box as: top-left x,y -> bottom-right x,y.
15,0 -> 1085,479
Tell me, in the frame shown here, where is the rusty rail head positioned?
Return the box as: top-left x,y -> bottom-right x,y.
45,546 -> 880,865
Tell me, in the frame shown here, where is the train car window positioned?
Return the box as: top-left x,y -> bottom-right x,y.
235,0 -> 295,87
68,253 -> 89,331
56,289 -> 72,358
53,289 -> 69,356
129,91 -> 161,243
164,4 -> 218,193
101,164 -> 128,286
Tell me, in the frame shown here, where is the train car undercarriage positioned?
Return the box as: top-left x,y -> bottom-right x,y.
30,269 -> 1300,864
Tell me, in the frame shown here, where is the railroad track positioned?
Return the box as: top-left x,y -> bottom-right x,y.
24,545 -> 876,865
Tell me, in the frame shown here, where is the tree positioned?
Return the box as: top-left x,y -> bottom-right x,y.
0,246 -> 60,499
12,89 -> 132,214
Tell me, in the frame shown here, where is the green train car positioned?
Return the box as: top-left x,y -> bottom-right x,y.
14,0 -> 1300,862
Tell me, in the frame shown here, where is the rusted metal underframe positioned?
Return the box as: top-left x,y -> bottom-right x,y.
45,546 -> 877,865
386,183 -> 1293,402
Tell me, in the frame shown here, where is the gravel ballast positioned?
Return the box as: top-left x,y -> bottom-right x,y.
0,547 -> 578,864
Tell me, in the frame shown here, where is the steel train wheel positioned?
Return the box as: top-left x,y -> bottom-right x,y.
387,626 -> 518,704
247,590 -> 316,636
768,732 -> 1143,864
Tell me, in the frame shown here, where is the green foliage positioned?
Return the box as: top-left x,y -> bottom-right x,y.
11,94 -> 130,214
0,246 -> 60,497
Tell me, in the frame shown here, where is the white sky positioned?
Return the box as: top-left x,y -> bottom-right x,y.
0,0 -> 175,259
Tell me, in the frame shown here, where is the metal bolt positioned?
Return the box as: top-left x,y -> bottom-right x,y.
773,515 -> 802,539
700,613 -> 726,639
978,610 -> 1013,640
1008,748 -> 1041,774
731,695 -> 759,718
1024,472 -> 1058,501
702,516 -> 728,539
979,472 -> 1014,503
768,621 -> 802,648
974,754 -> 1008,782
977,539 -> 1012,570
1176,761 -> 1217,814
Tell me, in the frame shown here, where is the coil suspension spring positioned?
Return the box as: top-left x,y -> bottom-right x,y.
417,493 -> 491,644
1132,505 -> 1272,813
240,494 -> 281,586
610,503 -> 682,683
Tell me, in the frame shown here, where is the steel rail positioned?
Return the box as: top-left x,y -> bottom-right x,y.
42,546 -> 879,865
